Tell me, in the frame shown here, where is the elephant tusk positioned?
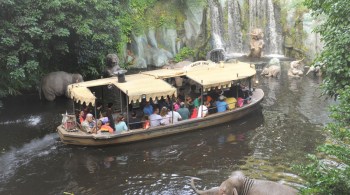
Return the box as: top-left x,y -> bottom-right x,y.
306,69 -> 312,75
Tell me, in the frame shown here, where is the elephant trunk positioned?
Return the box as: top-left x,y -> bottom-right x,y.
191,178 -> 204,194
191,178 -> 219,195
306,66 -> 314,75
297,58 -> 304,62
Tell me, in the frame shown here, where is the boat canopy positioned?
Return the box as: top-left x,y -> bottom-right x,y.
67,60 -> 256,105
68,74 -> 177,105
185,61 -> 256,91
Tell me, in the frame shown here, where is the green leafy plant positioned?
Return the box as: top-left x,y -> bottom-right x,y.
295,0 -> 350,194
174,47 -> 195,62
0,0 -> 163,97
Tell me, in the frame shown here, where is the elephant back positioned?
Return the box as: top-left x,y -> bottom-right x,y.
41,71 -> 73,99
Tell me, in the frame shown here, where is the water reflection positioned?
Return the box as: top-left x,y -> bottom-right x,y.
0,62 -> 332,194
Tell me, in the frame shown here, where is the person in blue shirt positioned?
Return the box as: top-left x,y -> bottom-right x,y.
215,95 -> 229,113
143,101 -> 153,116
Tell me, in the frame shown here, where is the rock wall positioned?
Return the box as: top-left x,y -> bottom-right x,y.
125,0 -> 322,68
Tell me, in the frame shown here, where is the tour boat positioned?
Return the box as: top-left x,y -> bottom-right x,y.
57,60 -> 264,146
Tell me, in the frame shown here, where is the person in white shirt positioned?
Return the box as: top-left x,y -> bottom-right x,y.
168,109 -> 182,123
197,102 -> 209,118
160,107 -> 170,125
149,107 -> 164,127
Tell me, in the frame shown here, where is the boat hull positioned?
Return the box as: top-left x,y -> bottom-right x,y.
57,89 -> 264,146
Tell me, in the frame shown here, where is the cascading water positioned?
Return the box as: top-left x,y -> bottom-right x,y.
266,0 -> 282,55
227,0 -> 243,54
247,0 -> 283,55
208,0 -> 225,49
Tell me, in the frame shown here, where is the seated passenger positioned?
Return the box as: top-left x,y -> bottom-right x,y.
239,83 -> 250,99
143,101 -> 153,116
173,101 -> 180,111
129,111 -> 142,130
94,120 -> 102,133
197,102 -> 209,118
115,115 -> 128,134
81,113 -> 95,133
99,119 -> 114,134
160,107 -> 170,125
237,97 -> 244,108
185,96 -> 194,112
168,106 -> 182,123
159,96 -> 171,110
106,103 -> 115,131
78,110 -> 85,124
205,95 -> 213,105
190,107 -> 198,119
225,97 -> 237,110
149,107 -> 164,127
193,96 -> 201,108
142,115 -> 150,129
215,95 -> 229,112
177,102 -> 190,120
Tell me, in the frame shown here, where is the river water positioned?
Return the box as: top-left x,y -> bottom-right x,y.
0,62 -> 331,194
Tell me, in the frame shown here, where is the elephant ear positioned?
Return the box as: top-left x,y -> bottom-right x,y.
72,74 -> 83,83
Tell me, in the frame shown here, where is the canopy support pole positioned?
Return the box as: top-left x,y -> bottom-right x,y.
119,89 -> 123,113
249,76 -> 252,91
93,92 -> 97,133
201,80 -> 203,117
126,90 -> 130,130
72,99 -> 75,115
171,96 -> 174,124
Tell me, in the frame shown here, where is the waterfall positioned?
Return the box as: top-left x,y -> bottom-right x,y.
227,0 -> 243,53
208,0 -> 225,49
266,0 -> 282,55
247,0 -> 282,56
249,0 -> 266,30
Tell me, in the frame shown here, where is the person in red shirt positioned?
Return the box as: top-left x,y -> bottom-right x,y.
190,107 -> 198,119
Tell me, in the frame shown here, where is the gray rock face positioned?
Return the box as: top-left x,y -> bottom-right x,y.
126,0 -> 321,68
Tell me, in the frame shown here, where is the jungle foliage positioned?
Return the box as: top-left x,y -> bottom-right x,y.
0,0 -> 158,97
295,0 -> 350,194
174,47 -> 195,63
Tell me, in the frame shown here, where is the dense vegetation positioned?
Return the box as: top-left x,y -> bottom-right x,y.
0,0 -> 158,97
296,0 -> 350,194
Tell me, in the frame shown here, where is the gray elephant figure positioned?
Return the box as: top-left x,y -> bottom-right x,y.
288,59 -> 304,77
261,66 -> 281,77
261,58 -> 281,78
191,171 -> 298,195
40,71 -> 83,101
306,63 -> 322,76
104,53 -> 121,77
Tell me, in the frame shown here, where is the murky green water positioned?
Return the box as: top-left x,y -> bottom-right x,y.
0,62 -> 331,194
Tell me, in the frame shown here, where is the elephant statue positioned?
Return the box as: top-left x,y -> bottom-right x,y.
248,28 -> 265,58
191,171 -> 298,195
261,58 -> 281,78
40,71 -> 83,101
306,62 -> 322,76
288,59 -> 304,77
104,53 -> 121,77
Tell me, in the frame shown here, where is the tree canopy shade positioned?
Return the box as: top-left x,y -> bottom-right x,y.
296,0 -> 350,194
0,0 -> 127,97
304,0 -> 350,97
